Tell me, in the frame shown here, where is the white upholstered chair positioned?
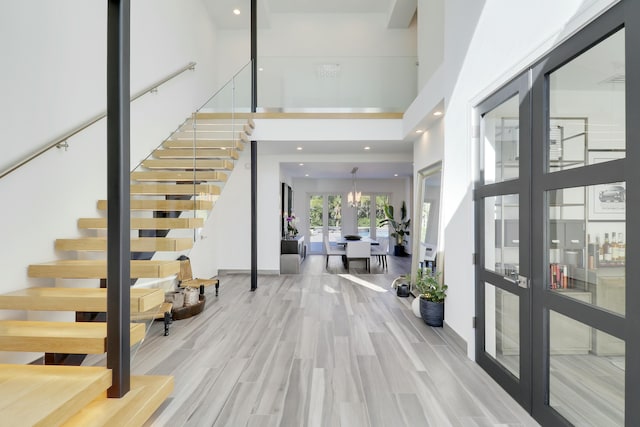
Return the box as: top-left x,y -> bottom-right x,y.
371,239 -> 389,270
345,241 -> 371,272
324,237 -> 346,269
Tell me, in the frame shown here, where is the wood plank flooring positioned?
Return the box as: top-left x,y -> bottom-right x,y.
85,255 -> 539,426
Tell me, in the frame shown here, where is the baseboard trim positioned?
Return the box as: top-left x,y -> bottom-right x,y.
442,321 -> 467,356
218,269 -> 280,275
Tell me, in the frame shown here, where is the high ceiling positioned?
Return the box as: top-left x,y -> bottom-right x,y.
204,0 -> 417,180
203,0 -> 414,29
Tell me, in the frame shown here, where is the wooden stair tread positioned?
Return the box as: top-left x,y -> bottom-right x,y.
194,112 -> 254,120
177,123 -> 253,136
152,148 -> 239,160
141,159 -> 234,170
61,375 -> 174,427
130,171 -> 228,182
130,184 -> 221,196
78,217 -> 204,230
28,260 -> 180,279
162,139 -> 243,150
0,364 -> 111,427
56,237 -> 194,252
0,321 -> 145,354
0,287 -> 164,313
97,199 -> 214,211
130,302 -> 172,322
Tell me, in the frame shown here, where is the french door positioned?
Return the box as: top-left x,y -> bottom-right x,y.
308,194 -> 342,254
475,72 -> 532,409
476,2 -> 640,425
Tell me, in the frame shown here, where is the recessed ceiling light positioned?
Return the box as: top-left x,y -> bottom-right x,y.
433,111 -> 443,116
415,129 -> 424,133
394,174 -> 398,177
296,147 -> 303,151
299,163 -> 304,166
364,146 -> 371,150
305,174 -> 309,177
233,8 -> 241,15
258,67 -> 264,71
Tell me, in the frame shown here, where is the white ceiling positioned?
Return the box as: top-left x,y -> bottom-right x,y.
266,0 -> 391,14
260,138 -> 413,179
280,161 -> 412,179
203,0 -> 412,29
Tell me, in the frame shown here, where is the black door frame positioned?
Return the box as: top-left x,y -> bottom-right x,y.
476,1 -> 640,425
474,70 -> 532,411
530,1 -> 640,425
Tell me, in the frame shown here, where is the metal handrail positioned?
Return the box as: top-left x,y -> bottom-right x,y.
0,61 -> 196,180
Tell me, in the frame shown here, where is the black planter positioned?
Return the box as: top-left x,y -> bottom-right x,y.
419,297 -> 444,327
393,245 -> 405,256
396,283 -> 410,297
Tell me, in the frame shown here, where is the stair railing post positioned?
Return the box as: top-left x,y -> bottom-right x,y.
250,0 -> 258,291
106,0 -> 131,398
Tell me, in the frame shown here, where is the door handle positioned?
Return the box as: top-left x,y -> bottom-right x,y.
503,274 -> 529,289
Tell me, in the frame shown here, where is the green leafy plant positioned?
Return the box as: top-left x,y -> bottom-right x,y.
378,201 -> 411,246
414,269 -> 447,303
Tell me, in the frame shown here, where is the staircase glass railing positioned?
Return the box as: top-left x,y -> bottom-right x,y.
127,61 -> 252,351
256,56 -> 417,112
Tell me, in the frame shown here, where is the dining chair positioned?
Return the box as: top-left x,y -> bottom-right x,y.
324,236 -> 346,268
371,239 -> 389,270
345,241 -> 371,272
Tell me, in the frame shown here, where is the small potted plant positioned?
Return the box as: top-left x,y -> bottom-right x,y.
285,214 -> 299,238
378,201 -> 411,256
414,268 -> 447,327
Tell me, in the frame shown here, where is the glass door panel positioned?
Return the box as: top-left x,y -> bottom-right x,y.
485,282 -> 520,379
308,194 -> 324,253
327,195 -> 342,242
476,72 -> 530,409
547,29 -> 625,172
534,13 -> 628,426
374,195 -> 389,245
484,194 -> 520,276
357,195 -> 371,237
548,311 -> 625,425
483,96 -> 520,184
309,194 -> 343,254
546,185 -> 625,316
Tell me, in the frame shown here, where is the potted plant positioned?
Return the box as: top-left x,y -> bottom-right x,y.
379,201 -> 411,256
414,268 -> 447,327
285,214 -> 299,238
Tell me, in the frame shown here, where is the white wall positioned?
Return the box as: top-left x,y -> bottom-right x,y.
417,0 -> 444,91
0,0 -> 219,363
410,0 -> 621,358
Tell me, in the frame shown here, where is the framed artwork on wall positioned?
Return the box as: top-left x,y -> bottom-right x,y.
587,151 -> 625,221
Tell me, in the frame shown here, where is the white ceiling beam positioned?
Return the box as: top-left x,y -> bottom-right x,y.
387,0 -> 417,29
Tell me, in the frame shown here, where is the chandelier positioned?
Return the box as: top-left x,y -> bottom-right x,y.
347,167 -> 361,208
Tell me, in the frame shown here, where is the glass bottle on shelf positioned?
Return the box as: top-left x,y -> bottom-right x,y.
611,232 -> 618,261
596,235 -> 602,265
603,233 -> 612,263
618,233 -> 625,265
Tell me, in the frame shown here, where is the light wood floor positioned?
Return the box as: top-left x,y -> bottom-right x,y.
86,255 -> 539,426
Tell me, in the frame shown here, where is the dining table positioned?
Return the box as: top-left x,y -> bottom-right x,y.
334,236 -> 380,246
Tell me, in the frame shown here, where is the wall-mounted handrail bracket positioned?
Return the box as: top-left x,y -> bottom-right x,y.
56,140 -> 69,151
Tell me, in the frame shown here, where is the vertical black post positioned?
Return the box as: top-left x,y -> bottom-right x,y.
250,0 -> 258,291
106,0 -> 131,397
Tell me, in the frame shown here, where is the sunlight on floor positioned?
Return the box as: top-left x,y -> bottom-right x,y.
323,284 -> 340,294
338,274 -> 389,293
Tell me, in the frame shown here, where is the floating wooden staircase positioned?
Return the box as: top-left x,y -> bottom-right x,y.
0,113 -> 253,425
